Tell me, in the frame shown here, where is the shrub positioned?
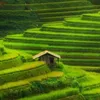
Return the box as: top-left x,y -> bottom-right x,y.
72,79 -> 80,88
56,62 -> 64,70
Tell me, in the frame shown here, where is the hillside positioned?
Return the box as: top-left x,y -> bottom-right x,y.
18,65 -> 100,100
4,12 -> 100,66
1,0 -> 100,100
1,0 -> 100,36
0,49 -> 64,100
0,40 -> 64,100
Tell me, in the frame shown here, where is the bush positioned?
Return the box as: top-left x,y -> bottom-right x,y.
56,62 -> 64,70
89,0 -> 100,5
30,76 -> 72,93
72,79 -> 80,88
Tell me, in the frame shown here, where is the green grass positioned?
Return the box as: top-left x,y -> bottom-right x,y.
4,12 -> 100,67
0,71 -> 63,100
0,0 -> 98,35
83,87 -> 100,95
0,61 -> 51,84
0,42 -> 4,56
64,66 -> 100,98
64,17 -> 100,28
4,37 -> 100,66
41,22 -> 100,34
4,41 -> 100,53
0,53 -> 18,61
15,49 -> 100,59
82,73 -> 100,99
24,28 -> 100,41
34,5 -> 100,13
1,1 -> 100,100
38,9 -> 99,17
0,54 -> 23,70
62,65 -> 100,91
0,10 -> 39,30
2,0 -> 91,4
19,88 -> 78,100
0,61 -> 45,75
5,35 -> 100,48
0,71 -> 63,90
82,13 -> 100,21
63,65 -> 86,78
74,66 -> 100,72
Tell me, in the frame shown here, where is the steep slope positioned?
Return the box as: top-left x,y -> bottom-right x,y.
0,0 -> 100,36
4,12 -> 100,66
0,42 -> 24,70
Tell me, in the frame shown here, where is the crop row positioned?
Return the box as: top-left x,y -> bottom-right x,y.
40,11 -> 100,22
81,66 -> 100,72
64,18 -> 100,29
0,71 -> 63,99
39,10 -> 100,22
83,82 -> 100,91
0,62 -> 50,85
4,42 -> 100,53
35,5 -> 100,13
0,1 -> 91,10
5,36 -> 100,48
83,88 -> 100,98
0,10 -> 38,21
3,0 -> 85,4
19,88 -> 78,100
84,94 -> 100,100
0,54 -> 23,70
41,24 -> 100,34
38,9 -> 99,18
24,29 -> 100,41
82,13 -> 100,21
0,21 -> 40,30
1,5 -> 100,14
62,58 -> 100,66
14,48 -> 100,60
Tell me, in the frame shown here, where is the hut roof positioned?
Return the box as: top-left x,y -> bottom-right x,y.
33,50 -> 61,59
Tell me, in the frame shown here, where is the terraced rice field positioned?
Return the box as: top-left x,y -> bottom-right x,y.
3,12 -> 100,66
18,67 -> 100,100
1,0 -> 100,100
1,0 -> 100,33
0,45 -> 64,99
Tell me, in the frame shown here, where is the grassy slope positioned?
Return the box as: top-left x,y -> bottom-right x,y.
1,1 -> 100,100
0,71 -> 63,90
0,0 -> 100,36
19,88 -> 78,100
0,61 -> 45,74
18,65 -> 100,100
4,12 -> 100,66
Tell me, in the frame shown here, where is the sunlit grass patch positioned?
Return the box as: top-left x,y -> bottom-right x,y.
19,88 -> 78,100
0,71 -> 63,90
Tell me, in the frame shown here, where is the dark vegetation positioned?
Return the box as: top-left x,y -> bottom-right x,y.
89,0 -> 100,5
0,0 -> 100,37
1,0 -> 100,100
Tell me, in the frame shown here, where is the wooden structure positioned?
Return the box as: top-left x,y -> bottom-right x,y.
33,50 -> 61,66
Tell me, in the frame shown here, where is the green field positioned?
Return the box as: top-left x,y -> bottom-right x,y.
1,0 -> 100,100
1,0 -> 100,36
4,11 -> 100,66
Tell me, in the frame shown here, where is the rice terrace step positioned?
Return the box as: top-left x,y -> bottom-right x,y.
1,0 -> 100,100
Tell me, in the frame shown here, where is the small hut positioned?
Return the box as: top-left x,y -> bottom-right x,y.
33,50 -> 61,66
